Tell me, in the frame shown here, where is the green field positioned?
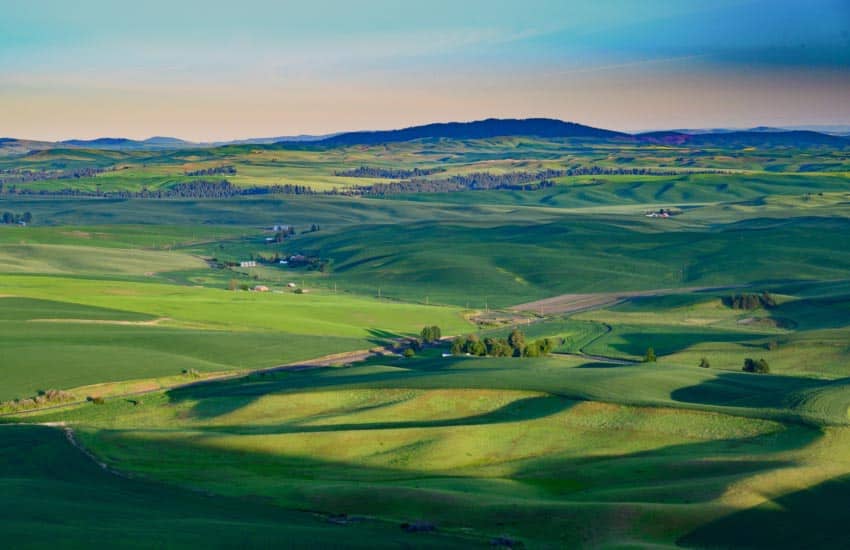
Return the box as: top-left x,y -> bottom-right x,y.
0,425 -> 479,548
2,134 -> 850,547
0,277 -> 470,401
20,355 -> 850,547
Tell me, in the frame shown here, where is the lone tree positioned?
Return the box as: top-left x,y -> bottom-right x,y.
508,328 -> 526,357
643,347 -> 657,363
699,357 -> 711,369
743,358 -> 770,374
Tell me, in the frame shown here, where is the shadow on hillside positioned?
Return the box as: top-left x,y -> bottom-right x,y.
678,473 -> 850,549
365,328 -> 404,346
169,355 -> 478,419
670,372 -> 850,424
190,394 -> 575,436
0,425 -> 482,548
510,423 -> 817,502
574,362 -> 629,369
767,294 -> 850,331
602,329 -> 761,357
87,411 -> 827,547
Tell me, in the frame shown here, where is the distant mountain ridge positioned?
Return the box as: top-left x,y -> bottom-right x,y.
635,130 -> 848,147
311,118 -> 629,146
59,137 -> 195,150
2,118 -> 848,154
50,134 -> 336,150
304,118 -> 848,147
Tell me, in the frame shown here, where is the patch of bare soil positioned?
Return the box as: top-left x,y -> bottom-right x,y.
511,285 -> 745,315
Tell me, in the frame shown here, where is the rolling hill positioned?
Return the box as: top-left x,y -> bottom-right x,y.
309,117 -> 630,146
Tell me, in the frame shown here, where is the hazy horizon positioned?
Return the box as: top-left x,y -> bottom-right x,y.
2,0 -> 848,142
6,118 -> 850,144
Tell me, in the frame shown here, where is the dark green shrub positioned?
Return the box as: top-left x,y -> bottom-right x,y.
743,358 -> 770,374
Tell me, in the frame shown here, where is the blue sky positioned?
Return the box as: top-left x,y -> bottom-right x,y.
1,0 -> 848,140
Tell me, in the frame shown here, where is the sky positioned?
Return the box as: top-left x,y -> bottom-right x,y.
1,0 -> 848,141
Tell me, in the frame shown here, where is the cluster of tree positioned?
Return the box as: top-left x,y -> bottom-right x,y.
725,292 -> 777,310
0,167 -> 109,186
308,224 -> 321,232
346,171 -> 562,196
742,358 -> 770,374
338,166 -> 726,196
272,226 -> 297,243
420,325 -> 442,343
523,338 -> 555,357
184,165 -> 237,176
1,211 -> 32,224
335,166 -> 445,178
1,181 -> 317,199
450,329 -> 552,358
143,181 -> 314,198
280,254 -> 328,272
1,164 -> 727,200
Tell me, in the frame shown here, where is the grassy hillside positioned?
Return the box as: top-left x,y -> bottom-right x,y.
2,135 -> 850,547
0,279 -> 470,400
292,214 -> 850,307
20,354 -> 850,547
0,425 -> 479,548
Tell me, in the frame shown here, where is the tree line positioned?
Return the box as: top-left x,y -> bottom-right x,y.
334,166 -> 445,178
450,329 -> 554,358
0,180 -> 316,199
337,166 -> 726,196
184,165 -> 237,176
1,211 -> 32,224
346,172 -> 559,195
0,167 -> 109,188
0,165 -> 727,199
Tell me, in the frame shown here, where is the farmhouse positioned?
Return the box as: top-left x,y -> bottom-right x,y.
645,208 -> 672,218
253,285 -> 269,292
239,260 -> 257,268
